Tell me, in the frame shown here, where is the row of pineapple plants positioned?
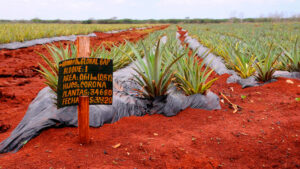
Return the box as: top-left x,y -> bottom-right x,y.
182,23 -> 299,82
38,27 -> 166,94
39,25 -> 217,101
119,25 -> 217,99
0,23 -> 163,44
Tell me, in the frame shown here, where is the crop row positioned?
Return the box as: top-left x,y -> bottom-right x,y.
182,23 -> 299,81
40,25 -> 217,99
0,24 -> 161,44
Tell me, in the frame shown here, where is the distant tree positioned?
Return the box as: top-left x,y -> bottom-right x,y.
82,18 -> 94,24
31,18 -> 42,23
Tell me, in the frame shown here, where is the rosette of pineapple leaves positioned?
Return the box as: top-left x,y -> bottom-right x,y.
252,43 -> 281,82
37,43 -> 77,93
279,37 -> 299,72
120,39 -> 183,100
166,45 -> 218,95
224,41 -> 256,78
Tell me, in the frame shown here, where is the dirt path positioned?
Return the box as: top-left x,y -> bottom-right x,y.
0,26 -> 299,169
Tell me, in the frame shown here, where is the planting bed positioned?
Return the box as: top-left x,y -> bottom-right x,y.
0,26 -> 299,169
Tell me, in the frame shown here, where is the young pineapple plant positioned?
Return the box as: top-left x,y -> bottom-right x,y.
173,48 -> 218,95
253,43 -> 281,82
224,41 -> 256,78
164,28 -> 217,96
126,39 -> 183,100
279,37 -> 300,72
37,43 -> 77,93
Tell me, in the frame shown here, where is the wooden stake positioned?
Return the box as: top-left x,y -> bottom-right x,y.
76,36 -> 91,58
78,96 -> 90,144
76,36 -> 90,144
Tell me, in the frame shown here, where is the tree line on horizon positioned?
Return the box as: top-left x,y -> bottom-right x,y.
1,17 -> 300,24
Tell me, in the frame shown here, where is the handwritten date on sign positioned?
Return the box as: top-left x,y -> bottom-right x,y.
57,58 -> 113,108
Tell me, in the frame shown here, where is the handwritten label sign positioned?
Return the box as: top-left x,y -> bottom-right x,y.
57,58 -> 113,108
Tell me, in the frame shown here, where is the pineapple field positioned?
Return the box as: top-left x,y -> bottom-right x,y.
182,23 -> 300,79
0,22 -> 299,169
0,24 -> 157,43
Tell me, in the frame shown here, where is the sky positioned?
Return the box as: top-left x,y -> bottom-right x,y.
0,0 -> 299,20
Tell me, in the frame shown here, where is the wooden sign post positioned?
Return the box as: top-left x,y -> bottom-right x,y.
78,96 -> 89,144
76,36 -> 91,144
57,36 -> 113,145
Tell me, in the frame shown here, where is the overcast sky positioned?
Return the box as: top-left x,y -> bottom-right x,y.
0,0 -> 299,20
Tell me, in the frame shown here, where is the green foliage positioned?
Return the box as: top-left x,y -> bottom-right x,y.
182,22 -> 300,75
224,42 -> 256,78
127,39 -> 183,99
279,37 -> 300,72
37,44 -> 76,93
38,43 -> 139,94
0,24 -> 156,44
254,43 -> 280,82
172,48 -> 218,95
38,26 -> 218,100
37,27 -> 168,95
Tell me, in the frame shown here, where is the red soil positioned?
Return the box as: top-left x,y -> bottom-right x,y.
0,26 -> 299,169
